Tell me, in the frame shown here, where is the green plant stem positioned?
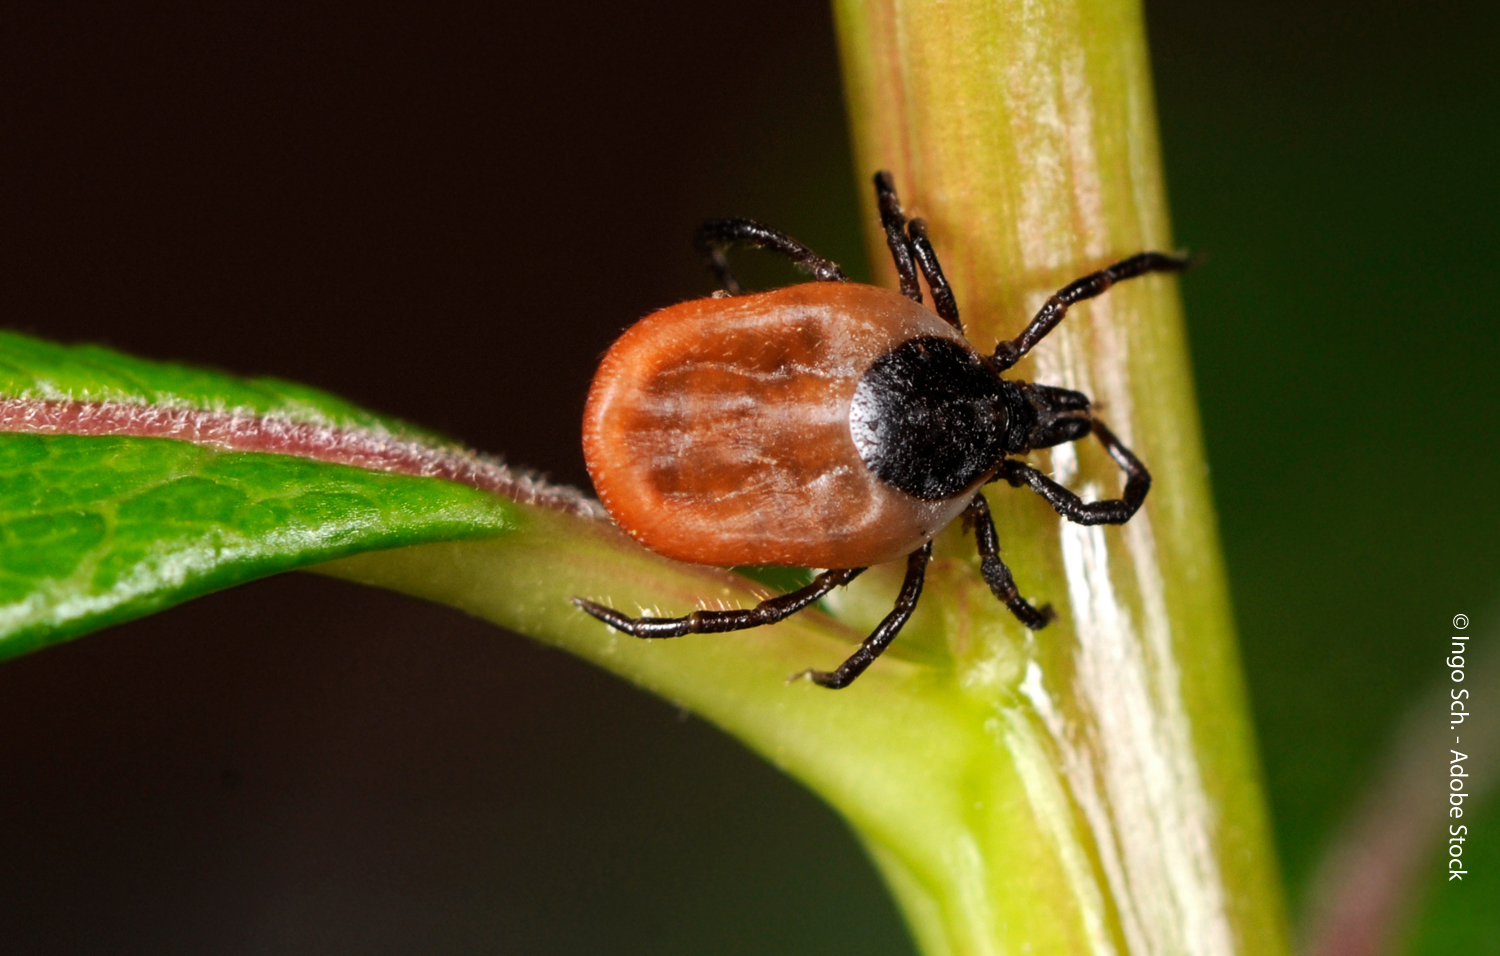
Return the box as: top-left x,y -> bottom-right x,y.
831,0 -> 1290,952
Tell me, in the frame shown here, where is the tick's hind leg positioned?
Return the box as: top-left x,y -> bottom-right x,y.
964,493 -> 1053,629
696,219 -> 848,295
577,544 -> 932,690
573,565 -> 865,639
1002,418 -> 1151,525
796,542 -> 933,689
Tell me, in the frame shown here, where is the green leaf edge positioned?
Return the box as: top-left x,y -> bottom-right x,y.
0,329 -> 442,439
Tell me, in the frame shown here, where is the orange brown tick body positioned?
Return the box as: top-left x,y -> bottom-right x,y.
576,172 -> 1189,689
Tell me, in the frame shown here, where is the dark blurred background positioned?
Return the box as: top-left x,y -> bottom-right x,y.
0,1 -> 1495,953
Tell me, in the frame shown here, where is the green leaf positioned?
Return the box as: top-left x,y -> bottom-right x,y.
0,331 -> 519,660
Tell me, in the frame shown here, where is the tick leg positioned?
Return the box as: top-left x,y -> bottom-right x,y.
964,493 -> 1053,629
798,542 -> 933,690
992,252 -> 1191,371
696,219 -> 848,296
1001,419 -> 1151,525
573,566 -> 865,638
874,171 -> 923,304
907,218 -> 962,332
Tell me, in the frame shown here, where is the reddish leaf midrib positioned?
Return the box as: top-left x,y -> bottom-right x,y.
0,398 -> 603,518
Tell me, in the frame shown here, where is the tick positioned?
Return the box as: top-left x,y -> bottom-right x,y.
575,172 -> 1188,688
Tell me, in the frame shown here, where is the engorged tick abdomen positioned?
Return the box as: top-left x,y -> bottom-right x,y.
582,282 -> 989,569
